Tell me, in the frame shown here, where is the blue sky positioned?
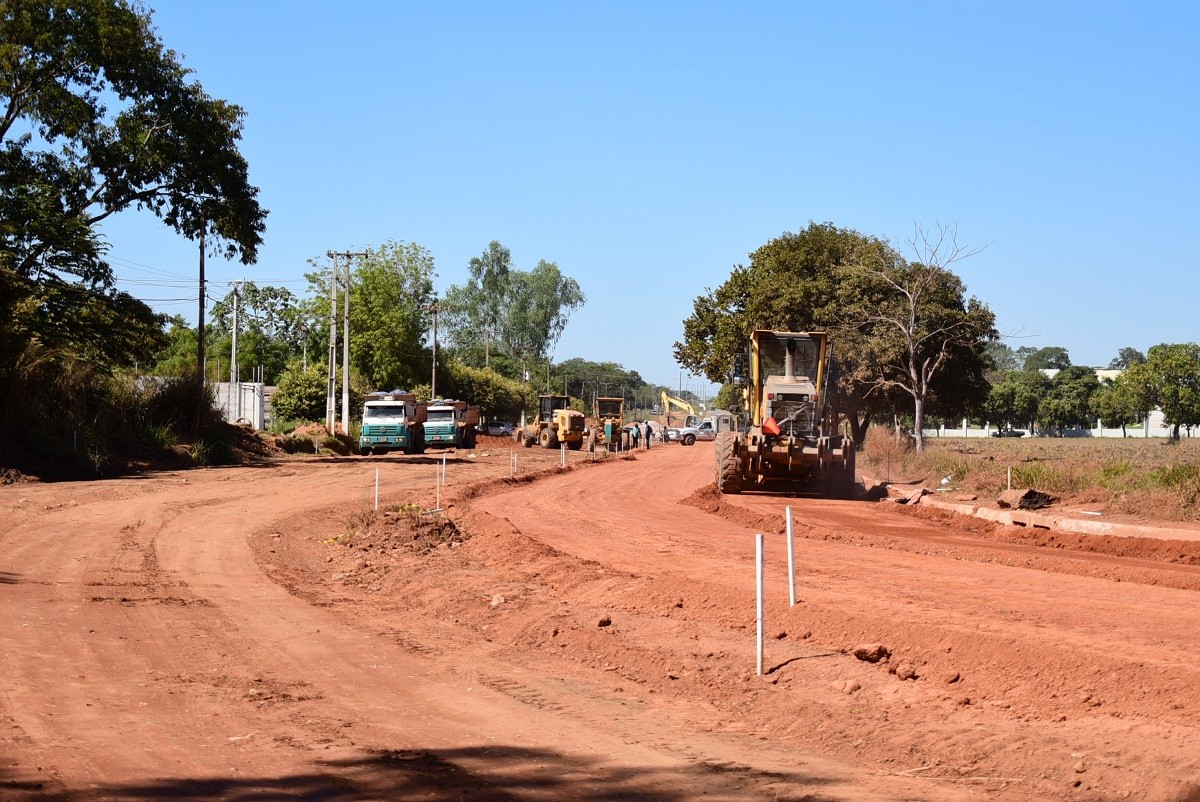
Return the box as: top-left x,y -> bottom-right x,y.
100,1 -> 1199,393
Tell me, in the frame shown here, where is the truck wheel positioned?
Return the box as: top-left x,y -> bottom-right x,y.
464,428 -> 476,449
359,447 -> 371,456
715,431 -> 742,494
682,433 -> 696,446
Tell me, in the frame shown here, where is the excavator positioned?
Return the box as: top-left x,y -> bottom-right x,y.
661,391 -> 696,429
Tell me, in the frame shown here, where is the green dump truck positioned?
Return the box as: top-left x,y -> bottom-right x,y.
358,390 -> 426,455
422,399 -> 481,449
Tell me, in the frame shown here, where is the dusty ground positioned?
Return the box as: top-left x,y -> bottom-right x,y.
2,438 -> 1200,801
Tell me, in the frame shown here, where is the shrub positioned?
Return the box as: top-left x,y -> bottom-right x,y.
272,363 -> 328,421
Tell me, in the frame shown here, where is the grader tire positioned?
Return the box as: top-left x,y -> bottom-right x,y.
830,439 -> 857,499
539,427 -> 559,449
840,439 -> 857,498
567,438 -> 583,451
715,431 -> 742,494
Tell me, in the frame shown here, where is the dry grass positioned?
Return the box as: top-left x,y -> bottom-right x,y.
859,425 -> 1200,521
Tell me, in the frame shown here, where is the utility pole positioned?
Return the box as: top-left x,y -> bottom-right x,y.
230,280 -> 242,386
341,258 -> 351,435
429,302 -> 439,399
196,219 -> 206,434
325,250 -> 366,435
230,279 -> 246,421
325,251 -> 339,434
300,323 -> 308,371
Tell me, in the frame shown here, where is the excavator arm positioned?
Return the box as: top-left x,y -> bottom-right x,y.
661,391 -> 695,428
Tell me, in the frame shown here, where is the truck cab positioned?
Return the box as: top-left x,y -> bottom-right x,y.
359,391 -> 426,455
422,399 -> 480,449
669,410 -> 735,446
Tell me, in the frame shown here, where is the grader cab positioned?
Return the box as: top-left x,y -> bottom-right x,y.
590,396 -> 627,451
715,330 -> 855,496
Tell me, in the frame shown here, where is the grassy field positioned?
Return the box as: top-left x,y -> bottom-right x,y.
859,426 -> 1200,522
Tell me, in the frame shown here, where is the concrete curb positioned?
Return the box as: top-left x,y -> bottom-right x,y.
917,495 -> 1200,543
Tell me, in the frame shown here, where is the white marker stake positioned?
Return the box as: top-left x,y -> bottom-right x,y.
374,467 -> 379,511
441,453 -> 447,485
756,532 -> 765,676
786,506 -> 796,606
1008,466 -> 1012,491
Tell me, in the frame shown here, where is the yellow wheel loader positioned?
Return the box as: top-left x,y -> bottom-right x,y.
715,330 -> 855,497
514,394 -> 586,450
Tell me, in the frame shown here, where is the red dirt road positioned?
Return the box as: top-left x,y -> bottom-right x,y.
2,441 -> 1199,801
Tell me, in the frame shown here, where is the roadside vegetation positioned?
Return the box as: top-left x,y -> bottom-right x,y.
860,424 -> 1200,521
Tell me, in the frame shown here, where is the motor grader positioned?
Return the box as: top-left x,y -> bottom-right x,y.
514,394 -> 586,450
588,396 -> 628,451
715,330 -> 855,496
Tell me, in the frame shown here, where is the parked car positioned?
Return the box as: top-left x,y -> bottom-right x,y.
482,420 -> 515,437
991,428 -> 1025,438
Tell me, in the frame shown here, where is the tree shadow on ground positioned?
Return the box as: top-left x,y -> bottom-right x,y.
3,744 -> 833,801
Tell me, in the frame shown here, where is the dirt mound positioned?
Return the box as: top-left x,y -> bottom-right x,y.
0,467 -> 38,485
290,423 -> 330,439
342,504 -> 468,555
679,484 -> 782,532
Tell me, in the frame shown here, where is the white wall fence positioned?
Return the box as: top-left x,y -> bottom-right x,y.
213,382 -> 265,430
924,410 -> 1194,439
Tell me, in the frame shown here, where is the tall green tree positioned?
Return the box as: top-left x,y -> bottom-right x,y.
675,222 -> 903,443
208,282 -> 304,384
984,341 -> 1021,384
675,221 -> 995,449
306,241 -> 436,392
1037,365 -> 1100,434
1123,343 -> 1200,441
1107,347 -> 1147,370
1,0 -> 266,374
452,241 -> 512,368
1022,347 -> 1072,371
986,369 -> 1051,430
503,260 -> 585,362
850,224 -> 996,452
1091,376 -> 1145,437
442,242 -> 585,375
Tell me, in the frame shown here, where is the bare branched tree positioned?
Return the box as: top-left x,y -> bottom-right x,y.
852,223 -> 997,453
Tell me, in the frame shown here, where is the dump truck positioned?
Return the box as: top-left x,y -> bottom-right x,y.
715,330 -> 854,496
358,390 -> 427,456
422,399 -> 480,449
589,396 -> 627,451
514,394 -> 586,450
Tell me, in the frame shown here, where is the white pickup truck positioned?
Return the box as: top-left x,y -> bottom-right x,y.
667,412 -> 736,447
